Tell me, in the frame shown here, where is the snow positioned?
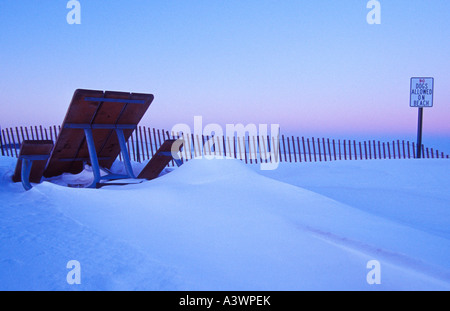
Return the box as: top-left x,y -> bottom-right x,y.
0,155 -> 449,290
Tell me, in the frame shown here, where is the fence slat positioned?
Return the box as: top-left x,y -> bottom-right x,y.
157,129 -> 162,150
247,136 -> 252,164
237,136 -> 243,161
24,127 -> 30,141
252,136 -> 258,164
163,131 -> 172,165
244,136 -> 249,163
152,128 -> 158,152
222,136 -> 227,159
32,126 -> 38,140
232,136 -> 236,160
139,127 -> 145,161
350,140 -> 354,160
292,137 -> 297,162
53,125 -> 58,141
197,135 -> 203,158
364,141 -> 368,160
402,140 -> 406,159
0,129 -> 5,156
317,138 -> 322,162
142,127 -> 149,160
338,139 -> 341,160
162,129 -> 166,143
226,136 -> 231,158
276,136 -> 281,163
170,131 -> 178,164
183,133 -> 190,161
8,128 -> 18,157
20,126 -> 26,141
333,139 -> 337,161
302,137 -> 307,162
343,140 -> 346,160
176,132 -> 183,164
311,138 -> 316,162
136,130 -> 141,162
369,140 -> 374,160
261,136 -> 267,163
216,136 -> 221,158
392,141 -> 395,159
358,142 -> 362,160
19,126 -> 25,143
281,135 -> 286,162
15,127 -> 22,148
4,129 -> 11,156
191,133 -> 197,158
8,128 -> 16,157
286,136 -> 291,163
257,136 -> 262,163
5,129 -> 11,156
297,137 -> 302,163
378,141 -> 382,160
130,130 -> 137,162
147,128 -> 154,157
211,135 -> 216,157
327,138 -> 332,161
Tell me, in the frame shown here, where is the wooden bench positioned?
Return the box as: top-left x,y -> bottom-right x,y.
138,139 -> 183,180
12,140 -> 54,190
43,89 -> 154,188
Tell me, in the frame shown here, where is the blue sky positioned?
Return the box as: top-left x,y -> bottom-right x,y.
0,1 -> 449,150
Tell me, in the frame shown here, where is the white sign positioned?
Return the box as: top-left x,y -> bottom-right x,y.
410,77 -> 434,108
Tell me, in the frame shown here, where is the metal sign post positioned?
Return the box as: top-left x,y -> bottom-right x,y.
416,107 -> 423,158
410,77 -> 434,159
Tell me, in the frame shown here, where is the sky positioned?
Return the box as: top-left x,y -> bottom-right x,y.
0,1 -> 449,151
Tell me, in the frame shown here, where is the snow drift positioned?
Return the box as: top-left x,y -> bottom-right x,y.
0,155 -> 449,290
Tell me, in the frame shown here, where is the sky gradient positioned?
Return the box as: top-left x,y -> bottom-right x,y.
0,1 -> 449,150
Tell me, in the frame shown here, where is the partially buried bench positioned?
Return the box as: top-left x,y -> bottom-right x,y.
12,140 -> 54,190
43,89 -> 154,188
138,139 -> 183,180
12,89 -> 184,190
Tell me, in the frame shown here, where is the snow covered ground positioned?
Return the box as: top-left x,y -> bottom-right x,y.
0,155 -> 449,290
